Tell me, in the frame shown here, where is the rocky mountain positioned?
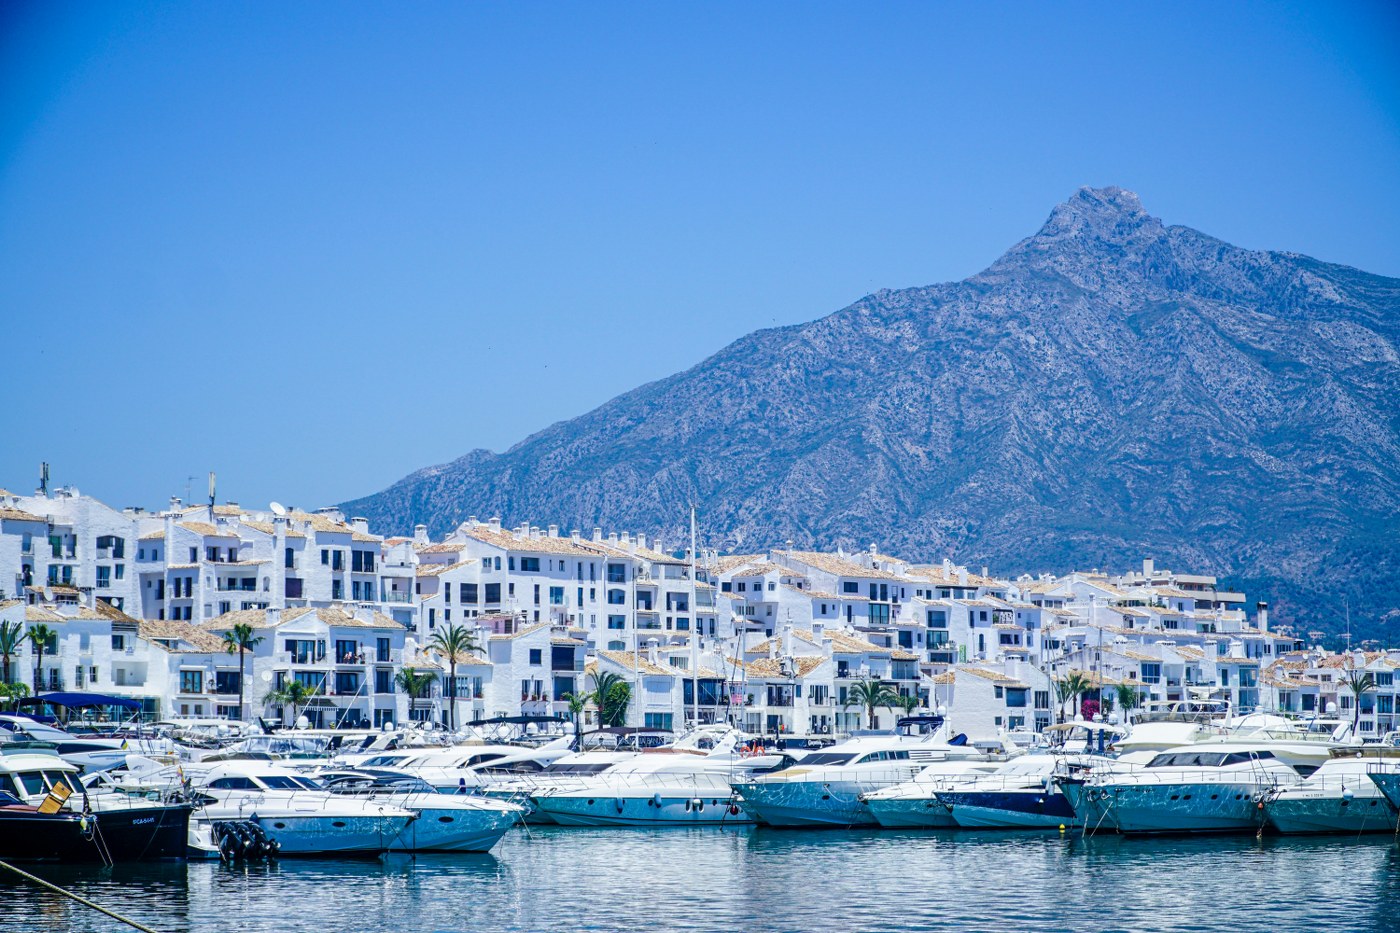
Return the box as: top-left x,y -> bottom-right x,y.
344,187 -> 1400,641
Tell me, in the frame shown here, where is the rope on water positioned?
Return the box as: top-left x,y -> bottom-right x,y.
0,858 -> 164,933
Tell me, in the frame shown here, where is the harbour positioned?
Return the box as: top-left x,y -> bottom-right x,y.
6,827 -> 1400,933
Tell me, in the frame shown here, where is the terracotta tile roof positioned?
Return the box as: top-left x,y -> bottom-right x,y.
138,529 -> 165,540
416,560 -> 473,577
0,506 -> 46,522
179,505 -> 245,518
240,520 -> 307,539
289,511 -> 354,535
597,650 -> 673,677
890,649 -> 920,661
178,521 -> 237,538
463,525 -> 597,556
25,606 -> 64,623
487,621 -> 551,641
415,542 -> 466,554
731,655 -> 826,679
785,551 -> 905,581
956,667 -> 1028,687
139,619 -> 226,652
203,606 -> 405,631
714,554 -> 764,573
908,566 -> 999,588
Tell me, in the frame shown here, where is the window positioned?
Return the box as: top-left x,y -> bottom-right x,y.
607,589 -> 626,605
285,547 -> 295,569
376,637 -> 390,663
529,649 -> 543,665
842,581 -> 859,594
321,549 -> 329,565
484,583 -> 501,603
375,669 -> 392,694
351,550 -> 375,573
1005,688 -> 1027,708
549,586 -> 564,606
114,565 -> 125,580
607,564 -> 627,584
179,670 -> 203,693
335,672 -> 360,694
214,671 -> 241,695
462,583 -> 475,603
96,566 -> 111,588
111,634 -> 125,650
608,615 -> 626,630
520,557 -> 540,572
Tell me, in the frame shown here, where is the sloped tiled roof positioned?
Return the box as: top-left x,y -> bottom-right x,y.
140,619 -> 226,653
597,650 -> 673,677
785,551 -> 904,581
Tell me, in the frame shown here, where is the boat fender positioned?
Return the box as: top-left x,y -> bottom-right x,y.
651,793 -> 663,808
690,798 -> 703,812
1341,787 -> 1355,800
728,803 -> 741,816
615,797 -> 625,813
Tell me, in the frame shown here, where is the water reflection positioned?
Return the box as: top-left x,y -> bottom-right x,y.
1,828 -> 1397,932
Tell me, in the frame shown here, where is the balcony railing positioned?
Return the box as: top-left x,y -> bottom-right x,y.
383,591 -> 412,603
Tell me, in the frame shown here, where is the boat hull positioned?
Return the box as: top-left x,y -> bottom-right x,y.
0,803 -> 191,862
533,792 -> 750,826
732,780 -> 881,828
1266,793 -> 1397,834
386,802 -> 519,852
1080,783 -> 1271,835
219,813 -> 413,855
861,796 -> 958,829
940,790 -> 1078,829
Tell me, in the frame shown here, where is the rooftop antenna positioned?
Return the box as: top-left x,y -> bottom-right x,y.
38,461 -> 49,496
208,471 -> 217,519
269,501 -> 287,517
1344,596 -> 1351,653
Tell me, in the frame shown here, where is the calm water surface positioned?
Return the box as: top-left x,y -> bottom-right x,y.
4,827 -> 1400,932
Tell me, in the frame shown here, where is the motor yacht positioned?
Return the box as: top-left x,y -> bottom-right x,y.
191,761 -> 416,855
0,714 -> 171,772
1263,740 -> 1400,835
936,754 -> 1095,829
858,760 -> 1001,828
732,724 -> 990,828
1060,742 -> 1303,835
318,770 -> 524,851
0,748 -> 191,861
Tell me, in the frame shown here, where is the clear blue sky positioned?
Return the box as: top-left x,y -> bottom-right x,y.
2,1 -> 1397,513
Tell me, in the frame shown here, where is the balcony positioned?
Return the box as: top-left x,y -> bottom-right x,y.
383,591 -> 413,604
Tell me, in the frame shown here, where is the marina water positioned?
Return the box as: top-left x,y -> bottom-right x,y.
6,827 -> 1400,932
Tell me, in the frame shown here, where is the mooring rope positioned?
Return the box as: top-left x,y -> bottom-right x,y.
0,858 -> 164,933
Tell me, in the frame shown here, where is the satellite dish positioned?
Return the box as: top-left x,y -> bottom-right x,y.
260,670 -> 273,683
269,501 -> 287,516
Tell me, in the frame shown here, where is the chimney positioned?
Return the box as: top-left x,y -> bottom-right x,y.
637,533 -> 647,550
981,566 -> 989,579
351,517 -> 369,535
943,558 -> 953,575
608,532 -> 619,544
811,620 -> 824,641
1142,557 -> 1154,578
266,607 -> 281,626
1007,656 -> 1020,680
413,524 -> 429,545
646,639 -> 660,667
767,638 -> 778,660
593,527 -> 602,542
958,569 -> 968,587
1256,602 -> 1269,632
570,529 -> 580,541
547,524 -> 558,538
489,516 -> 502,531
170,497 -> 182,513
782,623 -> 793,657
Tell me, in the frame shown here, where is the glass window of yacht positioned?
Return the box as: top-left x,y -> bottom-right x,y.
13,771 -> 48,796
207,776 -> 260,790
258,775 -> 316,790
543,763 -> 615,775
795,753 -> 855,766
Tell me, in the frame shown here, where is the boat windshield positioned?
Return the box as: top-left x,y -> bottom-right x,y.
542,762 -> 615,775
259,775 -> 323,790
1147,751 -> 1275,768
794,753 -> 856,767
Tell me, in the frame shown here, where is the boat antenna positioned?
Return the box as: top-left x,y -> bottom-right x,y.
690,503 -> 699,732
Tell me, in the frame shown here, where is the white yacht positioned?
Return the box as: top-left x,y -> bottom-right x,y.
0,714 -> 172,772
858,760 -> 1001,828
527,732 -> 793,827
192,762 -> 417,855
381,738 -> 575,793
318,771 -> 524,851
937,755 -> 1093,829
1265,734 -> 1400,834
732,729 -> 989,828
1061,743 -> 1302,835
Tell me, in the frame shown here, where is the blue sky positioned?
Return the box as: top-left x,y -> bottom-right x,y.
2,1 -> 1397,512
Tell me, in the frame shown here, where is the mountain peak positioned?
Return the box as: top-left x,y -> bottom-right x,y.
1031,184 -> 1162,244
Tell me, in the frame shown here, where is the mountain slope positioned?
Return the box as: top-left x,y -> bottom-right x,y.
344,187 -> 1400,639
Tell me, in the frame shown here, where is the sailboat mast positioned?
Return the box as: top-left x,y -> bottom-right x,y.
690,504 -> 699,730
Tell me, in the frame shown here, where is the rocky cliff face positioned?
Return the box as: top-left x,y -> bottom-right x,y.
344,187 -> 1400,639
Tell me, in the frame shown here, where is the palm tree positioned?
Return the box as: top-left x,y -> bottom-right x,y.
588,670 -> 631,727
25,623 -> 56,695
395,667 -> 437,724
0,682 -> 29,712
428,623 -> 480,731
220,622 -> 264,723
844,677 -> 901,731
896,692 -> 921,717
1054,672 -> 1092,724
1341,666 -> 1377,737
263,678 -> 319,726
1114,682 -> 1142,724
561,690 -> 589,749
0,621 -> 23,686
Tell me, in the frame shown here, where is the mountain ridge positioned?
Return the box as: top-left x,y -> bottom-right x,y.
344,186 -> 1400,641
